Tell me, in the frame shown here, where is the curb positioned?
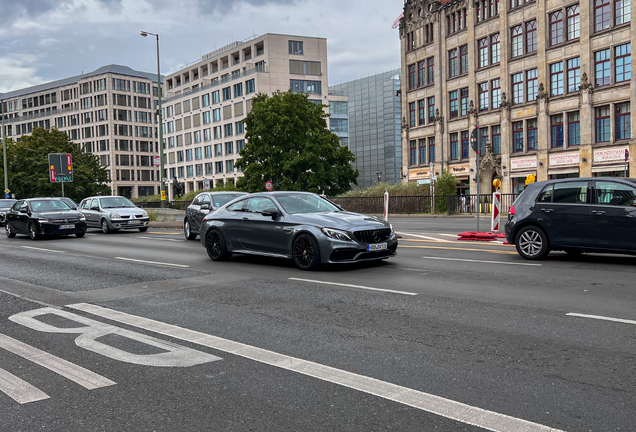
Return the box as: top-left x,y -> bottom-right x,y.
149,221 -> 183,229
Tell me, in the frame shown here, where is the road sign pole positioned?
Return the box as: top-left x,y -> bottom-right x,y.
476,150 -> 480,232
59,154 -> 65,197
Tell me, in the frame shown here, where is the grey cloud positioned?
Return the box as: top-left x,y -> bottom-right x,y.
0,0 -> 61,25
195,0 -> 297,16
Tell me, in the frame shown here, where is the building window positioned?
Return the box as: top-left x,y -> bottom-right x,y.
408,64 -> 417,90
616,0 -> 631,24
429,138 -> 436,162
550,62 -> 564,96
568,112 -> 581,146
595,49 -> 611,87
478,38 -> 489,68
511,26 -> 523,57
246,79 -> 255,94
409,102 -> 416,127
480,128 -> 489,154
289,40 -> 303,55
450,133 -> 459,160
290,80 -> 322,94
449,91 -> 459,119
615,43 -> 631,82
512,73 -> 524,104
595,0 -> 611,31
567,5 -> 580,39
418,61 -> 426,87
427,57 -> 435,84
425,23 -> 435,44
406,31 -> 415,52
460,45 -> 469,74
418,100 -> 426,125
513,121 -> 524,152
492,126 -> 501,154
460,88 -> 469,116
490,35 -> 500,64
449,49 -> 458,77
527,69 -> 538,101
491,79 -> 501,109
461,131 -> 469,158
551,114 -> 564,147
527,119 -> 538,150
550,11 -> 564,45
428,97 -> 436,123
616,102 -> 631,140
596,106 -> 611,142
526,20 -> 537,53
410,140 -> 417,165
222,87 -> 231,101
510,0 -> 530,9
419,139 -> 427,164
476,0 -> 499,22
478,82 -> 489,111
567,58 -> 581,92
447,9 -> 468,35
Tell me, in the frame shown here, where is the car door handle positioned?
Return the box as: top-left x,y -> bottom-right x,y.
541,208 -> 553,213
592,210 -> 606,215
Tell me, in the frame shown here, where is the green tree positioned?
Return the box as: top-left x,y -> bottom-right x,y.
434,170 -> 459,213
0,128 -> 111,202
235,90 -> 358,195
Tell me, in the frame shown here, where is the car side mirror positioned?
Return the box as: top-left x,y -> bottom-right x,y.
261,208 -> 280,218
200,203 -> 210,210
19,208 -> 28,213
91,206 -> 99,211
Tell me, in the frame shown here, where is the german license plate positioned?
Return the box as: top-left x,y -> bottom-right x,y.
59,224 -> 74,229
127,220 -> 140,225
367,243 -> 387,251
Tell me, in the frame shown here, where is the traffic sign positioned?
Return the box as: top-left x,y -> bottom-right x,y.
153,156 -> 161,166
491,192 -> 501,232
4,189 -> 9,194
48,153 -> 73,182
265,181 -> 273,191
626,149 -> 630,161
203,179 -> 211,191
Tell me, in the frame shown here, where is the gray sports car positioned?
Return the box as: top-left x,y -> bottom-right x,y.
199,191 -> 398,270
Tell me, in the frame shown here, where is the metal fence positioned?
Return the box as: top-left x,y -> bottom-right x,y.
136,200 -> 191,211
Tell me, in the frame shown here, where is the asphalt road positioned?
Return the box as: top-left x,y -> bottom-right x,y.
0,222 -> 635,432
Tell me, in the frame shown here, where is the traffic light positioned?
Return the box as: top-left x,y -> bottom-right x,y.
470,128 -> 479,152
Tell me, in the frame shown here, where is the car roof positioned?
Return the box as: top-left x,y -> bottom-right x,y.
529,177 -> 636,188
251,191 -> 318,196
199,191 -> 248,195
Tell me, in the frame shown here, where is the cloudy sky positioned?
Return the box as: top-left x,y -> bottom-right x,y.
0,0 -> 402,93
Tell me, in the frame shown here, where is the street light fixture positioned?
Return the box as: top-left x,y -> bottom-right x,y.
140,30 -> 166,208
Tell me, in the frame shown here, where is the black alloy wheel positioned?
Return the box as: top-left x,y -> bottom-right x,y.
29,223 -> 40,240
206,230 -> 231,261
515,226 -> 549,260
293,234 -> 321,270
5,223 -> 15,238
184,219 -> 197,240
101,219 -> 111,234
139,227 -> 148,232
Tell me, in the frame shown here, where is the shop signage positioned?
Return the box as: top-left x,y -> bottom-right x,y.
449,164 -> 470,175
510,157 -> 537,170
593,147 -> 629,163
549,152 -> 580,166
408,168 -> 431,179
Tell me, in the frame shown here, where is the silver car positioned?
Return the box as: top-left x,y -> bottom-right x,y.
79,196 -> 150,233
184,191 -> 248,240
199,191 -> 398,270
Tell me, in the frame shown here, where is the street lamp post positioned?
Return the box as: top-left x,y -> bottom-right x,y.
141,30 -> 166,208
1,100 -> 7,198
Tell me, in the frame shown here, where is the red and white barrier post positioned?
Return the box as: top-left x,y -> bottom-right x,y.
491,179 -> 501,232
383,189 -> 389,221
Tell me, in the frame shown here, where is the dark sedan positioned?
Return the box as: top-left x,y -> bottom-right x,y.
506,177 -> 636,259
5,198 -> 87,240
199,192 -> 398,270
0,199 -> 17,226
184,191 -> 248,240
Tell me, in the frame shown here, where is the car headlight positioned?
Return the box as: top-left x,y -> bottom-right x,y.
79,216 -> 86,221
110,212 -> 121,219
142,210 -> 148,217
390,224 -> 394,234
321,227 -> 353,241
37,218 -> 50,223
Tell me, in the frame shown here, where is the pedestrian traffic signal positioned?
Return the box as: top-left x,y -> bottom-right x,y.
470,128 -> 479,152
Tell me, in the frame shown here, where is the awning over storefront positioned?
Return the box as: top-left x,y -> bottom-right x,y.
548,167 -> 579,175
509,170 -> 537,178
591,164 -> 627,173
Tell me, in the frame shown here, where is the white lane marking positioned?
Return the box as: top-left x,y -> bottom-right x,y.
69,303 -> 563,432
421,256 -> 542,266
114,257 -> 190,268
21,246 -> 65,253
0,333 -> 115,390
401,268 -> 429,273
396,232 -> 453,242
566,313 -> 636,325
135,236 -> 185,242
288,278 -> 418,296
0,367 -> 50,404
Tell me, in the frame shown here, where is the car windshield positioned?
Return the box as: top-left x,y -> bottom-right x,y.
276,194 -> 339,214
213,194 -> 245,208
0,201 -> 15,209
31,200 -> 71,212
100,197 -> 136,209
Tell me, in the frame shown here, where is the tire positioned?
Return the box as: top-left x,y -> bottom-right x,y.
184,219 -> 197,240
5,223 -> 15,238
75,232 -> 86,238
515,226 -> 549,260
101,219 -> 111,234
139,227 -> 148,232
29,223 -> 40,240
205,230 -> 232,261
292,234 -> 321,270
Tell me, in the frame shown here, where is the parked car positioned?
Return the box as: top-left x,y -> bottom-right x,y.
57,197 -> 78,210
0,199 -> 17,226
184,191 -> 248,240
78,196 -> 150,233
5,198 -> 87,240
199,191 -> 398,270
505,177 -> 636,260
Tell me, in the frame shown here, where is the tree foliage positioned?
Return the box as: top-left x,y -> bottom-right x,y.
0,128 -> 111,201
235,90 -> 358,195
434,170 -> 459,213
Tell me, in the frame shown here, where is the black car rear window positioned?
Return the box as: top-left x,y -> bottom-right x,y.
538,182 -> 588,204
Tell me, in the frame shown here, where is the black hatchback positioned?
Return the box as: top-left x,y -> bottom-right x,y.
505,177 -> 636,259
5,198 -> 87,240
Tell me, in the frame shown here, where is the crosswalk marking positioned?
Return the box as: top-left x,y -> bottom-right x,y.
0,367 -> 49,404
0,333 -> 116,390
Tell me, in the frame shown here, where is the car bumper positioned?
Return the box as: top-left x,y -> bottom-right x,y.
38,221 -> 87,235
504,217 -> 515,244
320,234 -> 399,264
109,218 -> 150,230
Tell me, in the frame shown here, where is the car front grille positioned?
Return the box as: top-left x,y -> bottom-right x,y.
49,218 -> 79,223
353,228 -> 391,244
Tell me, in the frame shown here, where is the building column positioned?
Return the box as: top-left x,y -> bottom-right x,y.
500,102 -> 512,194
536,88 -> 549,181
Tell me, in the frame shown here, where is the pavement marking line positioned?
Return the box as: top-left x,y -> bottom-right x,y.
0,333 -> 116,390
68,303 -> 563,432
135,236 -> 185,242
401,245 -> 518,255
21,246 -> 65,253
146,231 -> 182,235
114,257 -> 190,268
0,366 -> 50,404
288,278 -> 418,296
395,232 -> 453,242
422,256 -> 542,266
566,313 -> 636,325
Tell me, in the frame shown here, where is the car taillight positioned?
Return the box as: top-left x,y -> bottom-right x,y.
509,205 -> 516,215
